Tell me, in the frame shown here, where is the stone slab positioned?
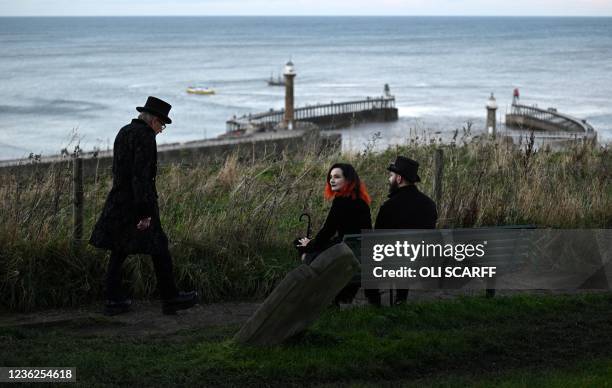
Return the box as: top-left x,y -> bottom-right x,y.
234,243 -> 359,346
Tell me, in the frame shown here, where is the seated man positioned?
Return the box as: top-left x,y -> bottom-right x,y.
367,156 -> 437,306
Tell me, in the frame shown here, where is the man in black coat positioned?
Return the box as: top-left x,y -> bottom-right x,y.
368,156 -> 438,306
90,96 -> 197,315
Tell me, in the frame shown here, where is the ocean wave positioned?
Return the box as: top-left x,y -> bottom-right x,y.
317,83 -> 361,88
0,141 -> 30,152
0,142 -> 37,161
397,105 -> 448,117
0,98 -> 107,117
204,78 -> 275,85
128,83 -> 153,89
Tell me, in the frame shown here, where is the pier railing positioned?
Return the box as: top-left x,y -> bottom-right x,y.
227,96 -> 396,132
508,103 -> 595,133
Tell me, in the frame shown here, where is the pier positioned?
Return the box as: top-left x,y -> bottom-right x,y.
226,96 -> 398,133
226,61 -> 398,134
505,103 -> 596,136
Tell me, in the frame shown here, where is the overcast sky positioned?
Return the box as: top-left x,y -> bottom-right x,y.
1,0 -> 611,16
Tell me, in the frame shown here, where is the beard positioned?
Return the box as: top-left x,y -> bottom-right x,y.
388,180 -> 400,195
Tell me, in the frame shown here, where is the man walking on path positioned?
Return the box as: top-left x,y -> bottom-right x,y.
367,156 -> 438,306
90,96 -> 198,316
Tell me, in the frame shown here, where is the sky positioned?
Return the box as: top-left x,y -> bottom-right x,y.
1,0 -> 611,17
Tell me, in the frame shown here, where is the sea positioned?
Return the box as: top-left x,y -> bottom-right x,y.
1,16 -> 611,160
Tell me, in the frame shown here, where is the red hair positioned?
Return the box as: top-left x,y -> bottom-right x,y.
323,163 -> 371,205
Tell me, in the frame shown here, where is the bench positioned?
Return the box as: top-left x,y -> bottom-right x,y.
343,225 -> 536,303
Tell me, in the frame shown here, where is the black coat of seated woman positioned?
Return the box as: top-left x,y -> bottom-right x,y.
296,163 -> 372,304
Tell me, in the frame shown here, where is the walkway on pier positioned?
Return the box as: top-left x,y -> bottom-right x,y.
506,103 -> 596,135
226,96 -> 397,132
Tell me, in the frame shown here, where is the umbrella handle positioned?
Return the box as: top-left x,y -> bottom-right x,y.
299,212 -> 312,238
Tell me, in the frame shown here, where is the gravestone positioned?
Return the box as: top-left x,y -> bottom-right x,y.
234,243 -> 359,346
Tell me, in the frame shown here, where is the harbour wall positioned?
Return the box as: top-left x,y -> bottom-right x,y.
0,131 -> 341,179
506,114 -> 570,132
305,108 -> 398,130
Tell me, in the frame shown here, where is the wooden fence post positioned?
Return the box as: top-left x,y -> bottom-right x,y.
72,156 -> 84,248
433,148 -> 444,210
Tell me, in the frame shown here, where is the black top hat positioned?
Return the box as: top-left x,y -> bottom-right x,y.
387,156 -> 421,183
136,96 -> 172,124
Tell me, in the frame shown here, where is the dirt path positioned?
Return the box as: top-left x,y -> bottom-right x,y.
1,289 -> 601,338
0,301 -> 260,337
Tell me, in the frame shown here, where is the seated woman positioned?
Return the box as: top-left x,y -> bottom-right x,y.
296,163 -> 372,304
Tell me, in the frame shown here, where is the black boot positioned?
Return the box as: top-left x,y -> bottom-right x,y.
364,289 -> 381,307
104,299 -> 132,316
394,289 -> 408,306
162,291 -> 198,315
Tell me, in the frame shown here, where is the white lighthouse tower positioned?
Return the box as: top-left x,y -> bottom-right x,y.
486,93 -> 498,136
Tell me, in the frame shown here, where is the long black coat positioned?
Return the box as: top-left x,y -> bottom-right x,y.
375,185 -> 437,229
303,196 -> 372,253
89,119 -> 168,255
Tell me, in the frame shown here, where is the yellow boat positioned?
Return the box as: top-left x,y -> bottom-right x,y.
186,87 -> 215,95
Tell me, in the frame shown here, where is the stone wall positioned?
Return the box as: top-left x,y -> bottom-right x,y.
0,131 -> 341,180
506,114 -> 578,132
305,108 -> 398,130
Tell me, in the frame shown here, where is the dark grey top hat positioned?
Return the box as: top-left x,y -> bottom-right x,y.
387,156 -> 421,183
136,96 -> 172,124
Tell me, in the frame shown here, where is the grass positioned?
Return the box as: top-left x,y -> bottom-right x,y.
1,293 -> 611,386
0,132 -> 610,311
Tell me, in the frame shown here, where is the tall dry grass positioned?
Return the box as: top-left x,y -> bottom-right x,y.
1,134 -> 610,311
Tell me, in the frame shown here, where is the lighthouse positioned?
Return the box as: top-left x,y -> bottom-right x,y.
486,93 -> 498,136
512,88 -> 520,105
283,61 -> 296,130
